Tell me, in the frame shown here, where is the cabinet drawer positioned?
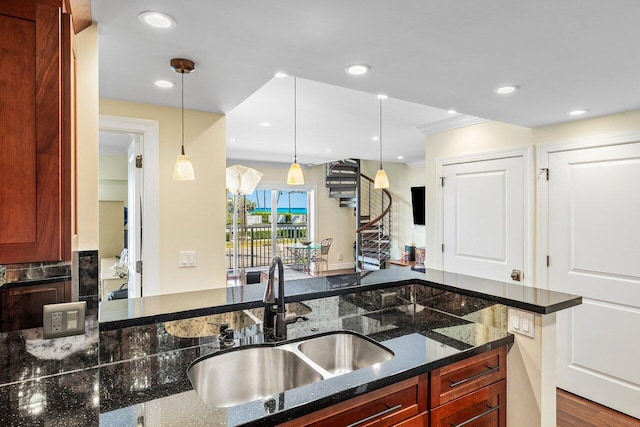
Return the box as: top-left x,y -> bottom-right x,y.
430,346 -> 506,407
280,375 -> 427,427
394,411 -> 428,426
430,380 -> 506,427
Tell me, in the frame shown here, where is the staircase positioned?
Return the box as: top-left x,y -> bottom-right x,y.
325,159 -> 392,270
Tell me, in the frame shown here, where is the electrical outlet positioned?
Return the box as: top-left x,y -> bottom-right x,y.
337,253 -> 343,261
380,292 -> 397,308
43,301 -> 86,339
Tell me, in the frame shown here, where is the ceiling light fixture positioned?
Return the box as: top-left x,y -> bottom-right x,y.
372,136 -> 380,141
259,121 -> 272,127
447,109 -> 457,114
374,95 -> 389,189
154,80 -> 174,88
171,58 -> 196,181
138,11 -> 176,29
287,77 -> 304,185
345,64 -> 371,76
397,155 -> 404,160
494,85 -> 519,95
275,72 -> 288,78
569,109 -> 589,116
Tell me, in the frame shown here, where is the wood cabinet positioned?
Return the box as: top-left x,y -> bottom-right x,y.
0,1 -> 74,264
430,347 -> 507,427
281,346 -> 507,427
279,375 -> 427,427
1,280 -> 71,331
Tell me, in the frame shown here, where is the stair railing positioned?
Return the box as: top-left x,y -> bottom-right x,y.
356,173 -> 392,271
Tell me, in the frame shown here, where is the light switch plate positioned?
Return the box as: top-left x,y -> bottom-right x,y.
43,301 -> 86,339
507,308 -> 535,339
179,250 -> 197,267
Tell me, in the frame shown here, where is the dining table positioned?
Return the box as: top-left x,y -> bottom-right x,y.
284,243 -> 321,273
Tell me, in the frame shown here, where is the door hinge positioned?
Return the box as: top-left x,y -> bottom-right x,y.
440,176 -> 446,187
540,168 -> 549,181
546,255 -> 550,267
441,244 -> 445,253
136,155 -> 143,169
135,260 -> 143,274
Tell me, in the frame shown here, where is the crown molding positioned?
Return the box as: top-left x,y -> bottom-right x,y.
417,115 -> 489,135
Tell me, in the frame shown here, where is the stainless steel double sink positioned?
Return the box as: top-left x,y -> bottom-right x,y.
187,331 -> 394,408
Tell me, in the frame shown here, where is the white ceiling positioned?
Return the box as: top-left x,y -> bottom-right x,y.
93,0 -> 640,164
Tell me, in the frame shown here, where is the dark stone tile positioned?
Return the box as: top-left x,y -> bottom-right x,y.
77,251 -> 98,298
0,368 -> 100,426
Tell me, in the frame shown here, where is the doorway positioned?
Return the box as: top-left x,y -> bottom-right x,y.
538,135 -> 640,418
436,147 -> 533,284
99,115 -> 159,297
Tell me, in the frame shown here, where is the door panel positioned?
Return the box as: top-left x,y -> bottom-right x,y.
548,142 -> 640,418
443,157 -> 524,283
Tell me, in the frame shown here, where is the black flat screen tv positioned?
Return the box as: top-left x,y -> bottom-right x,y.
411,186 -> 425,226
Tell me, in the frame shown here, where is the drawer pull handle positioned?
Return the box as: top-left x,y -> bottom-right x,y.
449,365 -> 500,388
450,404 -> 500,427
346,404 -> 402,427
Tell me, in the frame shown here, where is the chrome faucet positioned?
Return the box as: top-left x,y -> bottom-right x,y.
263,256 -> 298,340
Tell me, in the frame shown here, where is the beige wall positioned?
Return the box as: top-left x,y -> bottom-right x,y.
423,109 -> 640,271
227,160 -> 356,269
98,154 -> 128,204
360,160 -> 426,259
100,99 -> 227,294
74,23 -> 99,251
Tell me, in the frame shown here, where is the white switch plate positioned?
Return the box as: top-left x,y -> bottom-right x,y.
179,250 -> 197,267
43,301 -> 86,339
507,308 -> 535,339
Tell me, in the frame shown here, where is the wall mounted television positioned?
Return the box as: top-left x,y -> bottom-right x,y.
411,186 -> 425,226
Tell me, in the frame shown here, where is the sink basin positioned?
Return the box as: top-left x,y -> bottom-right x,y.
187,331 -> 394,408
297,332 -> 394,375
188,347 -> 323,407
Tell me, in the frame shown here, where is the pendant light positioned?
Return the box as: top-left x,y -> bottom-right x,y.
374,95 -> 390,189
287,77 -> 304,185
171,58 -> 196,181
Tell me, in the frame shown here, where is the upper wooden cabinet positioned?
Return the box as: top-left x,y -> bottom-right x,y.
0,1 -> 74,263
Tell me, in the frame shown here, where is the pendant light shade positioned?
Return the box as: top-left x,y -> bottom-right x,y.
171,58 -> 196,181
287,77 -> 304,185
374,96 -> 390,189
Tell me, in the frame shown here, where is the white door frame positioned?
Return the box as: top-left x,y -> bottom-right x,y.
536,130 -> 640,288
99,115 -> 160,296
435,146 -> 534,286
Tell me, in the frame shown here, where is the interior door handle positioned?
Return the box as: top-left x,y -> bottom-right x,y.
510,269 -> 522,281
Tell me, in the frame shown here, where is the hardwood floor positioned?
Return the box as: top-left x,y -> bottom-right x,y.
557,389 -> 639,426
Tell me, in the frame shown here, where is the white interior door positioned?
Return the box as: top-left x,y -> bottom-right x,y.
127,136 -> 142,297
443,156 -> 525,283
547,142 -> 640,418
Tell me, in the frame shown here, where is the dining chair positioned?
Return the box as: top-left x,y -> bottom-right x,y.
276,242 -> 296,266
310,238 -> 333,276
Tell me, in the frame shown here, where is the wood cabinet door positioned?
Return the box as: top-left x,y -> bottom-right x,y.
0,1 -> 70,263
1,281 -> 71,331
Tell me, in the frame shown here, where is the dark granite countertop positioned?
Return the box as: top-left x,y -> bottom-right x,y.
100,268 -> 581,331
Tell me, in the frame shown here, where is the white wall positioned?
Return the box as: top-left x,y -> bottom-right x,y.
100,99 -> 227,294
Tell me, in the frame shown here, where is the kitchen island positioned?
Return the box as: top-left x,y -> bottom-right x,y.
0,268 -> 580,426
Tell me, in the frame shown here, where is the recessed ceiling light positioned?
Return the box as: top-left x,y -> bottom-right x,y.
326,148 -> 332,152
345,64 -> 370,75
154,80 -> 174,88
259,121 -> 272,127
138,11 -> 176,29
569,109 -> 589,116
447,109 -> 457,114
274,72 -> 288,78
377,94 -> 388,100
397,155 -> 404,160
372,136 -> 380,141
494,85 -> 519,95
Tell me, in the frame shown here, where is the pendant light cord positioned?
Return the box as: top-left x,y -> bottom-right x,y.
181,72 -> 185,155
379,98 -> 383,169
294,77 -> 297,163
